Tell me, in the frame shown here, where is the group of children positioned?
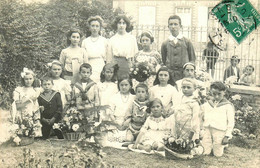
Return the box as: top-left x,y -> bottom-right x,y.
13,60 -> 234,157
11,14 -> 237,158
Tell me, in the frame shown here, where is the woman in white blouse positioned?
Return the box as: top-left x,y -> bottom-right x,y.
81,16 -> 108,83
108,15 -> 138,78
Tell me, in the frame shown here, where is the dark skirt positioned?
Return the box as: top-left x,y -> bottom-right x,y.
113,56 -> 130,79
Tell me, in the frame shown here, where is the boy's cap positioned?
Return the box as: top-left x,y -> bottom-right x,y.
231,55 -> 240,63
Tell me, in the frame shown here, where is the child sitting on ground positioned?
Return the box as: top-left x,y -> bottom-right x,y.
201,81 -> 235,157
123,83 -> 149,142
133,98 -> 172,152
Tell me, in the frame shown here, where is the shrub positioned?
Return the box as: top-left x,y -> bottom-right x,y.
0,0 -> 124,109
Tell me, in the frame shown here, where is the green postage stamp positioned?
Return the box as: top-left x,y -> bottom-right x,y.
212,0 -> 260,44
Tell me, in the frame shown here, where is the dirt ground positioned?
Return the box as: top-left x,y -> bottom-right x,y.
0,139 -> 259,168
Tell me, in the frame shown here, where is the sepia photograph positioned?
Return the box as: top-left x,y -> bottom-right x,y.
0,0 -> 260,167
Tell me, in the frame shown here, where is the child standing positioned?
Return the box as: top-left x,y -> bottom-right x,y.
239,65 -> 255,85
47,60 -> 72,108
59,29 -> 88,81
72,63 -> 99,123
201,81 -> 235,157
173,78 -> 200,142
149,66 -> 177,116
38,77 -> 63,139
12,68 -> 42,137
223,55 -> 240,82
134,98 -> 172,152
161,15 -> 196,82
97,63 -> 119,121
124,83 -> 149,142
134,31 -> 162,87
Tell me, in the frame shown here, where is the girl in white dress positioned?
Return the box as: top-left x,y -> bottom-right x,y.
97,63 -> 119,120
134,98 -> 172,152
47,60 -> 72,109
105,77 -> 135,145
12,68 -> 42,137
108,15 -> 138,78
81,16 -> 108,83
149,66 -> 178,116
59,28 -> 88,81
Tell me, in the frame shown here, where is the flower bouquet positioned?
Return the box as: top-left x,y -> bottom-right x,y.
130,62 -> 150,82
163,136 -> 204,160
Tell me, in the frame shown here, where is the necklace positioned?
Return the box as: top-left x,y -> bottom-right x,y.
121,93 -> 130,103
90,36 -> 99,43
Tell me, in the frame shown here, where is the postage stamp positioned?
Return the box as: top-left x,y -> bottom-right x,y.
212,0 -> 260,44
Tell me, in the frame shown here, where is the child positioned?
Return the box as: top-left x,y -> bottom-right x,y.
172,78 -> 200,143
108,15 -> 138,78
123,83 -> 149,142
149,66 -> 177,116
201,81 -> 235,157
97,63 -> 119,121
109,76 -> 135,127
239,65 -> 255,85
134,98 -> 172,152
72,63 -> 99,123
47,60 -> 72,108
202,41 -> 219,78
161,15 -> 196,82
134,30 -> 162,87
81,16 -> 108,83
38,76 -> 63,139
59,28 -> 88,81
223,55 -> 240,82
12,68 -> 42,137
104,77 -> 135,145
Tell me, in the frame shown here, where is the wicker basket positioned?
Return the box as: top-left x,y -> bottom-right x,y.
17,136 -> 34,146
63,132 -> 86,141
164,146 -> 194,160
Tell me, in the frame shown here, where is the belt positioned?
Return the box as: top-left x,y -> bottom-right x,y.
114,55 -> 127,59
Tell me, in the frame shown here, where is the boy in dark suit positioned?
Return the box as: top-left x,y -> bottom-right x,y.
223,55 -> 240,82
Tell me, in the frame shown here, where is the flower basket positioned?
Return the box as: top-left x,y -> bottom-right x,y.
63,132 -> 86,141
164,146 -> 194,160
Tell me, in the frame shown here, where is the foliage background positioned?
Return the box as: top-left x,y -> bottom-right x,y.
0,0 -> 122,109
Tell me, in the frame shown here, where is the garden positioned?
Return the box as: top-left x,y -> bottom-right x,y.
0,0 -> 260,167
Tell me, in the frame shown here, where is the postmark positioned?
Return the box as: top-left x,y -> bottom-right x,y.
212,0 -> 260,44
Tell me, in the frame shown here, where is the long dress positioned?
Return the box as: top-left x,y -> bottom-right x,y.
140,116 -> 172,146
97,81 -> 118,120
108,33 -> 138,78
81,36 -> 108,83
12,86 -> 42,137
103,92 -> 135,146
59,47 -> 88,81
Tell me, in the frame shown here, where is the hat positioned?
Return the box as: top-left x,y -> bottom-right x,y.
231,55 -> 240,63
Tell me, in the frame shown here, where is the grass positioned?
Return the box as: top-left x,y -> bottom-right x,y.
0,139 -> 259,168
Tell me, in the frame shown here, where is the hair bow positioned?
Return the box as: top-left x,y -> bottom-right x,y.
21,67 -> 34,78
